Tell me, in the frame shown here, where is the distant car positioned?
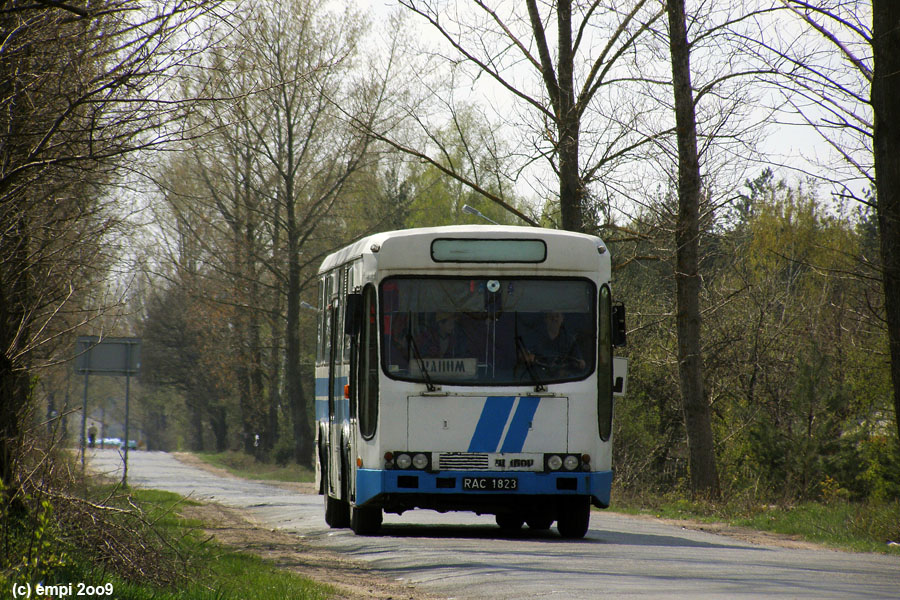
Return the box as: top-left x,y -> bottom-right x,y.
102,437 -> 121,448
121,439 -> 137,450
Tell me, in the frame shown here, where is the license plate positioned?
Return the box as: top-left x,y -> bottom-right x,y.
462,477 -> 518,491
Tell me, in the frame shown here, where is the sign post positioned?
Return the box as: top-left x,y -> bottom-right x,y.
75,336 -> 141,486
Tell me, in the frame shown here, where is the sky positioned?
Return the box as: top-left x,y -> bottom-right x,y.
356,0 -> 871,216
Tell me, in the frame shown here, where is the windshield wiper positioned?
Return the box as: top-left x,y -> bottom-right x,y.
407,332 -> 437,392
515,312 -> 546,392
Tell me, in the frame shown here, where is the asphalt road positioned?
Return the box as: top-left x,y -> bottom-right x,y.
87,449 -> 900,599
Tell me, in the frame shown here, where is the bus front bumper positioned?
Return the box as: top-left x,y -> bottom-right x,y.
355,468 -> 612,509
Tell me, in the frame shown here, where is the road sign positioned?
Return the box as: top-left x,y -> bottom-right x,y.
75,336 -> 140,486
75,336 -> 140,375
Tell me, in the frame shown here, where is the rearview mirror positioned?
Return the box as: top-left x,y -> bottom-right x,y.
345,293 -> 363,336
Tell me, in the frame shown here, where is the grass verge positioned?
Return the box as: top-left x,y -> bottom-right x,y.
2,486 -> 334,600
192,451 -> 315,483
611,490 -> 900,554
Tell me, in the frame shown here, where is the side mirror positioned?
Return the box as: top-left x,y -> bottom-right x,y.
613,357 -> 628,397
612,302 -> 626,347
344,293 -> 363,336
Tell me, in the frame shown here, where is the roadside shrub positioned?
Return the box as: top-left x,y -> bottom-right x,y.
1,446 -> 193,593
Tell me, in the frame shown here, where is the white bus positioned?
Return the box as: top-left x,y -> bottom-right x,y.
314,225 -> 626,538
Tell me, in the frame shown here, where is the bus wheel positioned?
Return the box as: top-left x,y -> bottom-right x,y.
556,496 -> 590,539
525,515 -> 553,530
324,493 -> 350,528
495,513 -> 524,532
350,504 -> 382,535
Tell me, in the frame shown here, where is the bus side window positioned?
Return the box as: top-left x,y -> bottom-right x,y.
323,300 -> 333,373
598,285 -> 613,441
342,266 -> 352,362
358,285 -> 379,439
316,278 -> 325,365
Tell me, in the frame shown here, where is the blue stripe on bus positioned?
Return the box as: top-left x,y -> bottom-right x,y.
356,469 -> 614,508
499,396 -> 540,453
467,396 -> 515,452
314,376 -> 349,422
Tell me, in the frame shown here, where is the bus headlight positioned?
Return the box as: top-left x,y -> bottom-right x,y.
546,454 -> 563,471
396,453 -> 412,469
412,453 -> 429,470
563,455 -> 579,471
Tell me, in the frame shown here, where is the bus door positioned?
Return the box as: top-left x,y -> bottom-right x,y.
327,294 -> 343,497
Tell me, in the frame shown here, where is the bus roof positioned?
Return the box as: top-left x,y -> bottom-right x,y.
317,225 -> 609,275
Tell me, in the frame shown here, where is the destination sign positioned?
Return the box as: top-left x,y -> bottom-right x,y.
410,357 -> 477,379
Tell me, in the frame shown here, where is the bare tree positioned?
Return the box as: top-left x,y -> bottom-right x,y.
665,0 -> 720,496
750,0 -> 900,441
871,0 -> 900,443
0,0 -> 223,491
151,0 -> 382,464
388,1 -> 666,232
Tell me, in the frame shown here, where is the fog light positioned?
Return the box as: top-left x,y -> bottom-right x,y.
563,455 -> 579,471
396,453 -> 412,469
412,453 -> 428,470
547,454 -> 563,471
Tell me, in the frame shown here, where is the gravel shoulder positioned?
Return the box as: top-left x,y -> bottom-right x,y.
618,512 -> 828,551
172,453 -> 443,599
178,501 -> 442,600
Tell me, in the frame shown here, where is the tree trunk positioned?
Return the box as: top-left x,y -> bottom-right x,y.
0,212 -> 29,492
872,0 -> 900,443
556,0 -> 584,233
666,0 -> 720,497
250,308 -> 268,452
285,197 -> 313,467
236,316 -> 255,454
267,311 -> 283,455
190,398 -> 205,451
209,406 -> 228,453
0,352 -> 26,489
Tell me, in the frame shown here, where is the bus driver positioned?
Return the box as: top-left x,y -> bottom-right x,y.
519,311 -> 586,373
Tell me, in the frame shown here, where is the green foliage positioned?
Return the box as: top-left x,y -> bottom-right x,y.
613,351 -> 687,492
614,170 -> 899,505
2,481 -> 331,600
735,502 -> 900,554
392,105 -> 529,229
613,489 -> 900,554
194,452 -> 315,483
1,481 -> 70,589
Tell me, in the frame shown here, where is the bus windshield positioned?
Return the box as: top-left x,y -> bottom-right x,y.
380,277 -> 596,386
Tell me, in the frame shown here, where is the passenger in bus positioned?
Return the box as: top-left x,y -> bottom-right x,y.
385,312 -> 411,370
418,312 -> 468,358
519,311 -> 586,372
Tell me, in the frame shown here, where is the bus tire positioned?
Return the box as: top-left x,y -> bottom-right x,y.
316,439 -> 327,495
495,513 -> 525,532
350,504 -> 382,535
556,496 -> 590,539
324,493 -> 350,528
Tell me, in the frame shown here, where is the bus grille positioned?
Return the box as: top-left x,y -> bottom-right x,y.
437,452 -> 489,470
